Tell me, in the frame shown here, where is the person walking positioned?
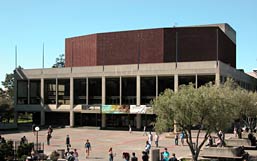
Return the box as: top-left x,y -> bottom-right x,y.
129,124 -> 132,134
74,149 -> 79,161
48,125 -> 53,135
143,126 -> 147,136
142,151 -> 149,161
66,135 -> 71,152
169,153 -> 178,161
154,133 -> 159,147
47,132 -> 51,145
162,148 -> 170,161
144,141 -> 151,154
174,133 -> 179,146
180,132 -> 185,146
148,132 -> 153,145
85,139 -> 91,158
108,147 -> 114,161
131,152 -> 138,161
32,124 -> 36,135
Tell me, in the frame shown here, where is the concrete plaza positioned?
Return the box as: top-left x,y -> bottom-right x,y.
2,127 -> 191,161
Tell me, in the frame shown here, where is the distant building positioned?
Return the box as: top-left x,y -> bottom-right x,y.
14,23 -> 257,128
247,69 -> 257,79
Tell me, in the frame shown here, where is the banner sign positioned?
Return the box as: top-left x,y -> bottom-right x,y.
130,105 -> 153,114
102,105 -> 130,114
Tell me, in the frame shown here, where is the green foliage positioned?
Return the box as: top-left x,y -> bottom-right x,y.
0,140 -> 14,161
0,72 -> 14,123
0,98 -> 14,123
1,73 -> 14,99
52,54 -> 65,68
16,143 -> 34,158
152,79 -> 257,161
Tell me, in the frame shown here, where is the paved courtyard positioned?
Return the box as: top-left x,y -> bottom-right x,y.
1,127 -> 191,161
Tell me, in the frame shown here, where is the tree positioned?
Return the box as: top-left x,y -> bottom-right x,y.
0,73 -> 15,123
0,140 -> 14,161
153,82 -> 236,161
52,54 -> 65,68
1,73 -> 14,99
230,84 -> 257,133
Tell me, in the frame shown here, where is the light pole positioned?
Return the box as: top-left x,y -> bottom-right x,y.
35,126 -> 40,152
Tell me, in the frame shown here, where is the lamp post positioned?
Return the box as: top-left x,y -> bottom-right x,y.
35,126 -> 40,152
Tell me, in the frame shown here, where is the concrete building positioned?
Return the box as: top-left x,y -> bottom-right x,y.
14,23 -> 257,129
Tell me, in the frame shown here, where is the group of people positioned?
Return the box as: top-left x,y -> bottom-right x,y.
174,132 -> 185,146
64,136 -> 91,161
162,148 -> 178,161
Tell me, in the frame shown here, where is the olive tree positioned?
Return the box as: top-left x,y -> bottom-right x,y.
153,83 -> 236,161
231,86 -> 257,133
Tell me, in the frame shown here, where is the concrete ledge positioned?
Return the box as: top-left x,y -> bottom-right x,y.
201,147 -> 243,158
226,138 -> 251,147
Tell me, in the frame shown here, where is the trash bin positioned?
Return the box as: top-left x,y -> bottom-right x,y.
57,149 -> 65,159
151,149 -> 160,161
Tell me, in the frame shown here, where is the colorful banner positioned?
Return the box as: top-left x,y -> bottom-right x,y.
102,105 -> 130,114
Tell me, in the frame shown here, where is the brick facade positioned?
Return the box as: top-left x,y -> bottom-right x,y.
65,26 -> 236,68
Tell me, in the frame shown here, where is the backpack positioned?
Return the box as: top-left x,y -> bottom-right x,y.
85,142 -> 90,148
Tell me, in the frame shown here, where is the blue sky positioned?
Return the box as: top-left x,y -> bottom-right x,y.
0,0 -> 257,88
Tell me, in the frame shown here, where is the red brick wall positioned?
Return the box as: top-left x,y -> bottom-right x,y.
175,27 -> 217,62
97,29 -> 164,66
65,34 -> 97,67
65,27 -> 236,68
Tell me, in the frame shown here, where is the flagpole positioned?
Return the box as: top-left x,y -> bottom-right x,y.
15,45 -> 17,69
42,43 -> 44,69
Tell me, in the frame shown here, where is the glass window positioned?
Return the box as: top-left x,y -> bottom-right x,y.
88,78 -> 102,105
158,76 -> 174,95
17,80 -> 28,104
141,77 -> 156,105
178,75 -> 196,87
58,79 -> 70,105
44,79 -> 56,104
122,77 -> 136,105
30,80 -> 41,104
74,79 -> 87,104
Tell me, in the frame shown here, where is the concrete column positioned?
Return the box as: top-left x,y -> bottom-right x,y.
70,111 -> 74,127
136,114 -> 141,129
40,78 -> 45,126
28,79 -> 30,104
56,78 -> 58,108
40,78 -> 44,108
120,76 -> 122,105
136,75 -> 140,106
215,72 -> 220,86
101,113 -> 106,128
215,62 -> 220,86
174,74 -> 178,92
70,77 -> 74,127
40,110 -> 45,126
101,76 -> 106,128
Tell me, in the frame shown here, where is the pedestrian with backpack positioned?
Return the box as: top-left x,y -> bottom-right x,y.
85,139 -> 91,158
